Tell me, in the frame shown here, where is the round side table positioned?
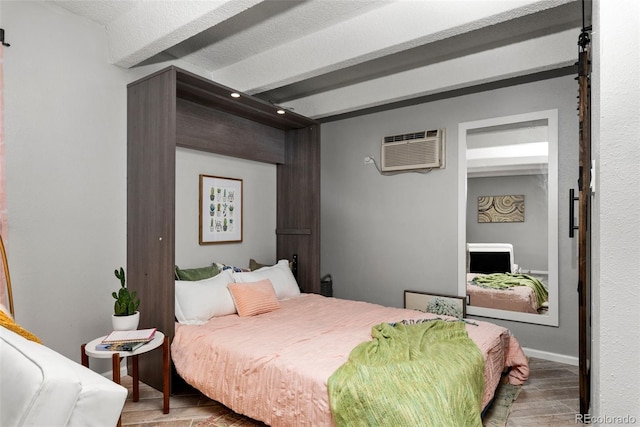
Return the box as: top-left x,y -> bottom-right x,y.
81,331 -> 170,419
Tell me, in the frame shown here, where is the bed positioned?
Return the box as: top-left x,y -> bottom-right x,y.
170,260 -> 529,426
466,243 -> 548,314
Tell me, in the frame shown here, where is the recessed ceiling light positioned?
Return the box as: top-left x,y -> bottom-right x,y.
277,109 -> 286,115
230,92 -> 240,98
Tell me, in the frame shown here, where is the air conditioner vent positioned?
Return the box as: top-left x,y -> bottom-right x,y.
384,131 -> 427,143
381,129 -> 445,172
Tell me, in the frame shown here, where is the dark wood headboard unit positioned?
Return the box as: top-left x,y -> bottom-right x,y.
127,66 -> 320,392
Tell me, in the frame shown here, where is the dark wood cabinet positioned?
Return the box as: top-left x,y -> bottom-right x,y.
127,67 -> 320,392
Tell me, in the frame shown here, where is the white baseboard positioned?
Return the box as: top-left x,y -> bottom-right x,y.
522,347 -> 578,366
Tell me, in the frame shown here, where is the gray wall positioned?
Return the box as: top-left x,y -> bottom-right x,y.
467,175 -> 548,271
3,1 -> 131,370
321,75 -> 579,358
175,148 -> 277,270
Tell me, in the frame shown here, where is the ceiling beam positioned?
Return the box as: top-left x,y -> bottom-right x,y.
212,0 -> 577,94
285,28 -> 579,119
167,0 -> 389,72
107,0 -> 265,68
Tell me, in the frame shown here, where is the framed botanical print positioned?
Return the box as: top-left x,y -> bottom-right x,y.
199,175 -> 243,244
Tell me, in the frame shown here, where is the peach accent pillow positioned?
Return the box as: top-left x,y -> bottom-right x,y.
227,279 -> 280,317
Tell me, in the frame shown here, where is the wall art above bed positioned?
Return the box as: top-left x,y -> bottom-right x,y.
199,175 -> 243,244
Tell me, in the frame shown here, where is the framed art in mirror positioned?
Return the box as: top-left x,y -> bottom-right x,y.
477,194 -> 525,223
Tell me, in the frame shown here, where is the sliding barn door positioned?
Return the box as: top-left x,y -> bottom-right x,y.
576,30 -> 592,417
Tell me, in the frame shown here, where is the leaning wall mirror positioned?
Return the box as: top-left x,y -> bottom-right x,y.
458,110 -> 558,326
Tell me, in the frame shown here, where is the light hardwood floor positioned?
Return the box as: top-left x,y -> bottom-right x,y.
506,357 -> 580,427
119,357 -> 579,427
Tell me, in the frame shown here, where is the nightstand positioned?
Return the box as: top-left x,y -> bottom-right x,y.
81,330 -> 170,422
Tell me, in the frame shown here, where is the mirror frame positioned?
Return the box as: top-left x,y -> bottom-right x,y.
0,234 -> 14,317
458,109 -> 559,326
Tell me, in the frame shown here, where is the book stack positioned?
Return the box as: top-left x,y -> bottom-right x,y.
96,328 -> 156,352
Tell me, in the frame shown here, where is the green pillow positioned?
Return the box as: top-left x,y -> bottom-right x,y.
175,264 -> 220,281
249,258 -> 293,272
249,258 -> 268,271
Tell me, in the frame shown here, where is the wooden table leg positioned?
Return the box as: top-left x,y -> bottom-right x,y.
163,336 -> 170,414
132,355 -> 139,402
112,353 -> 121,384
81,344 -> 88,367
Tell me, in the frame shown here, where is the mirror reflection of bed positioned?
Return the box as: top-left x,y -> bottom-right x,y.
459,109 -> 558,326
466,243 -> 549,314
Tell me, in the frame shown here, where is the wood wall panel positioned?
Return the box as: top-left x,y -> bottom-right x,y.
175,70 -> 314,130
127,69 -> 177,392
176,99 -> 285,164
277,126 -> 321,294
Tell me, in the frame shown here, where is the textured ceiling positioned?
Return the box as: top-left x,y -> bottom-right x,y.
47,0 -> 589,120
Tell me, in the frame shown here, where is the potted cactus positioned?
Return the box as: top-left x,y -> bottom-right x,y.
111,267 -> 140,331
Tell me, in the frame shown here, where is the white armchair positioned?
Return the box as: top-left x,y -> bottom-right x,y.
0,327 -> 127,427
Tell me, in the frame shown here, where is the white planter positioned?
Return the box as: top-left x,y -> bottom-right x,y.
111,311 -> 140,331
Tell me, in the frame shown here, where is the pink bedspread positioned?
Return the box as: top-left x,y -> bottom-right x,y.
172,294 -> 529,426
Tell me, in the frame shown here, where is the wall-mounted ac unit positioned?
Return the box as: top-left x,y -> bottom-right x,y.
381,129 -> 445,172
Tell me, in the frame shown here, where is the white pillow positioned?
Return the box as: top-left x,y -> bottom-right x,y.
233,259 -> 301,300
174,270 -> 236,325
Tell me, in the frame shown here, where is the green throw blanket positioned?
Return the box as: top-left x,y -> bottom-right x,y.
471,273 -> 549,307
328,320 -> 484,427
